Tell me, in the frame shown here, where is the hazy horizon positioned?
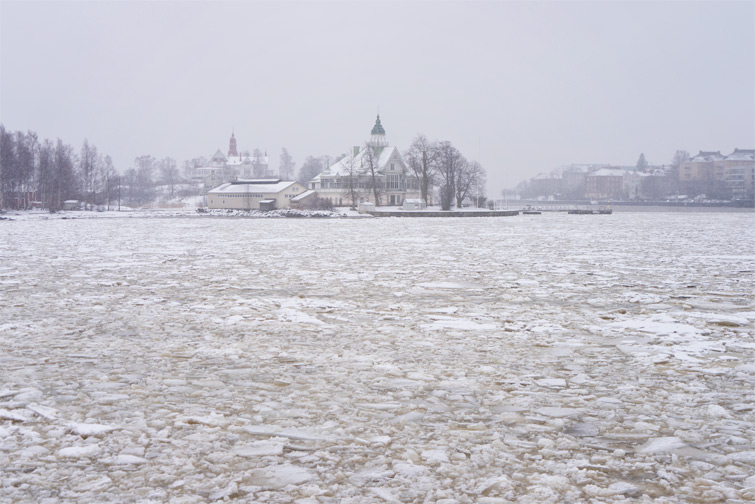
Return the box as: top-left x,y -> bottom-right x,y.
1,0 -> 753,195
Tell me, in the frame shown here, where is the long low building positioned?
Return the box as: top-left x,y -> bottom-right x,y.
207,180 -> 309,210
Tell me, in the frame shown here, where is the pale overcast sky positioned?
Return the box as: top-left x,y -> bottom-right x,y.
1,1 -> 753,195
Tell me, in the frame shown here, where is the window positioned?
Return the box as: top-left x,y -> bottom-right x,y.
387,174 -> 400,189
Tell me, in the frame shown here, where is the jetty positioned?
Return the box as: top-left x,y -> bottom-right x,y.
567,208 -> 612,214
368,209 -> 519,218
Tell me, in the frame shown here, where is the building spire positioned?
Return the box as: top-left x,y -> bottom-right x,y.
228,130 -> 238,157
368,114 -> 387,149
371,114 -> 385,135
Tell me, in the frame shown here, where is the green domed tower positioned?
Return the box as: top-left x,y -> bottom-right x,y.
369,114 -> 388,148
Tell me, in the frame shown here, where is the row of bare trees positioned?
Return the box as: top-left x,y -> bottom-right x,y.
405,135 -> 486,210
0,125 -> 120,210
0,125 -> 193,211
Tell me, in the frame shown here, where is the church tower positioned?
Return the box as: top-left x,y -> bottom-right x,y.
228,132 -> 238,157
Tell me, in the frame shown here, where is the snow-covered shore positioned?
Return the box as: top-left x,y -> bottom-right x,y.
0,207 -> 354,221
1,212 -> 754,502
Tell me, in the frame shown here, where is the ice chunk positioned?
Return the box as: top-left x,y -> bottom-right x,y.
535,378 -> 567,388
608,482 -> 641,496
706,404 -> 731,419
233,440 -> 285,457
179,412 -> 227,427
422,319 -> 496,331
728,451 -> 755,464
565,422 -> 599,437
26,404 -> 58,420
421,449 -> 449,464
638,437 -> 686,453
358,402 -> 402,410
0,408 -> 34,422
535,407 -> 580,418
20,445 -> 50,458
67,422 -> 118,437
57,445 -> 102,458
370,487 -> 400,503
248,464 -> 314,488
392,462 -> 428,478
532,474 -> 570,490
110,454 -> 147,465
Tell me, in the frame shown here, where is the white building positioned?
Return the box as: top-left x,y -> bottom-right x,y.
207,180 -> 309,210
308,116 -> 427,207
195,133 -> 274,186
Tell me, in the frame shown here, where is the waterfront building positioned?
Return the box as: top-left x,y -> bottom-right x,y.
207,180 -> 309,210
308,116 -> 427,207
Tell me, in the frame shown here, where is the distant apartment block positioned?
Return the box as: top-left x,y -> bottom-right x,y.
680,149 -> 754,198
584,168 -> 626,199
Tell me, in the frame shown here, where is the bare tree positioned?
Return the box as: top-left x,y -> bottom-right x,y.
54,139 -> 77,210
362,143 -> 382,205
436,141 -> 465,210
671,150 -> 690,170
0,126 -> 12,209
341,147 -> 362,208
123,168 -> 137,205
134,155 -> 155,205
0,125 -> 117,211
457,161 -> 486,207
159,157 -> 179,199
37,139 -> 55,209
404,134 -> 437,205
297,155 -> 324,185
23,131 -> 39,209
79,140 -> 99,209
102,155 -> 116,210
279,148 -> 295,181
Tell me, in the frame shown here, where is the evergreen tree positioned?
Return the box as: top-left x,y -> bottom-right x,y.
636,153 -> 649,171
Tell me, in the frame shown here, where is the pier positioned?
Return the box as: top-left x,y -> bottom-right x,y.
368,209 -> 520,217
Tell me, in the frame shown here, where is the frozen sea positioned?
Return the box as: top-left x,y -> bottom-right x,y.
1,211 -> 754,503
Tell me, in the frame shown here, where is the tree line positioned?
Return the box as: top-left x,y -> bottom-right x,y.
406,135 -> 486,210
0,126 -> 113,210
0,125 -> 198,211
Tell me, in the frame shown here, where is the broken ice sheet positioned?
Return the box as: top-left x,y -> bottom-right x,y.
1,213 -> 753,502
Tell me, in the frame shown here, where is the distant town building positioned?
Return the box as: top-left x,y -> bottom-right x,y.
195,133 -> 274,187
308,116 -> 427,207
584,168 -> 625,199
717,149 -> 755,199
679,151 -> 725,182
207,180 -> 309,210
679,149 -> 754,199
521,147 -> 752,202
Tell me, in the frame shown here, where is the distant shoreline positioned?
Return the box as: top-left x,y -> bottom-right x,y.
513,199 -> 754,211
2,202 -> 753,221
